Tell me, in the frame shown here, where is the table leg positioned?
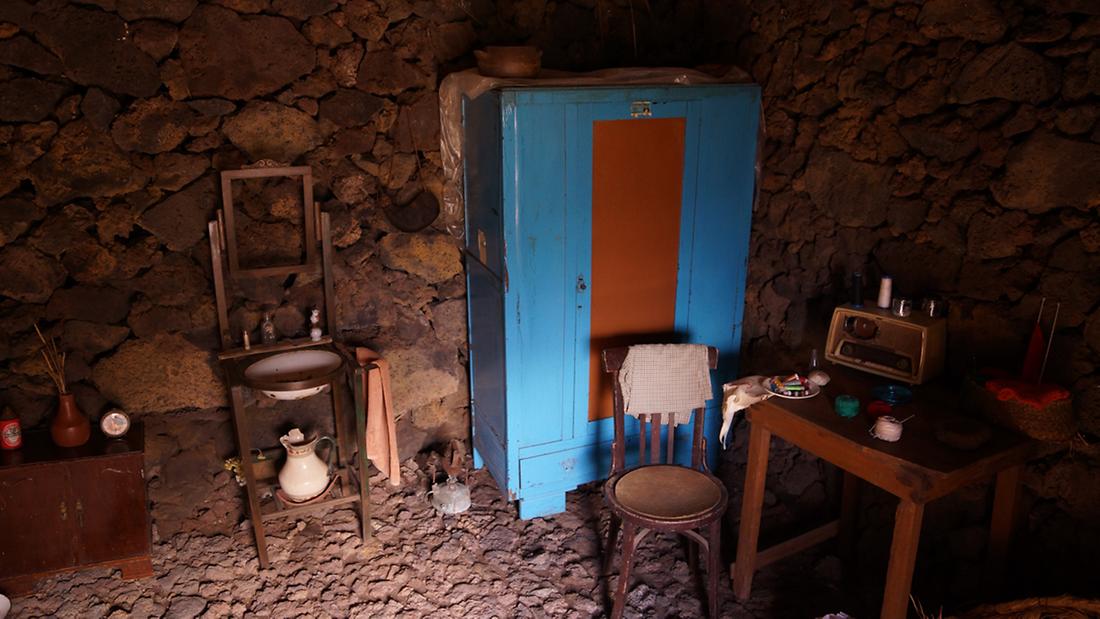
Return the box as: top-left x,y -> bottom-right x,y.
986,464 -> 1022,593
881,499 -> 923,619
732,422 -> 771,600
839,470 -> 861,569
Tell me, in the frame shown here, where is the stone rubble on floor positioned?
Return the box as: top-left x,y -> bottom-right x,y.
12,463 -> 842,618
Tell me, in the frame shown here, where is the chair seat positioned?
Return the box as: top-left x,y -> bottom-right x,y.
608,464 -> 725,522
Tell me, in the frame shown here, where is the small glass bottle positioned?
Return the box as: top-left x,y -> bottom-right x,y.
309,308 -> 322,342
261,312 -> 277,344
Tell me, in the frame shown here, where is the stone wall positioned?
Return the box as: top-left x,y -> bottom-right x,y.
710,0 -> 1100,606
724,0 -> 1100,418
2,0 -> 1100,605
0,0 -> 708,541
0,0 -> 487,538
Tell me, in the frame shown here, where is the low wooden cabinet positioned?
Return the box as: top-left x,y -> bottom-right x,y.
0,423 -> 152,595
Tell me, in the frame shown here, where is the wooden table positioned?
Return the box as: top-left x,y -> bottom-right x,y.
731,368 -> 1035,619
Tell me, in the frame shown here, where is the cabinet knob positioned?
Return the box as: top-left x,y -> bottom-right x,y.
75,499 -> 84,528
59,501 -> 66,521
577,276 -> 587,292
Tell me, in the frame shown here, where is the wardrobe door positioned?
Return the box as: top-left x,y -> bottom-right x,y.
502,94 -> 576,454
586,116 -> 687,422
569,93 -> 699,456
467,258 -> 509,496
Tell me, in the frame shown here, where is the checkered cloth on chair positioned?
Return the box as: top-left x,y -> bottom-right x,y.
619,344 -> 713,425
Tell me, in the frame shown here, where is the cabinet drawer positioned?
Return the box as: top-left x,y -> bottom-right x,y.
520,444 -> 612,493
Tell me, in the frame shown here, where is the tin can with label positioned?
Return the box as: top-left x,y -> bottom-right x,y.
0,412 -> 22,450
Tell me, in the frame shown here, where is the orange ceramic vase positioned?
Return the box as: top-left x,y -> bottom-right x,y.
51,393 -> 90,447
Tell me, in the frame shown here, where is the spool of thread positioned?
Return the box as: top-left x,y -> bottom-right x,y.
877,276 -> 893,309
867,400 -> 893,418
852,272 -> 863,307
872,416 -> 903,442
835,395 -> 860,418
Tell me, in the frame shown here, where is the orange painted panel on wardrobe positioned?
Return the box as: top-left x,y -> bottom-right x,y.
588,118 -> 686,421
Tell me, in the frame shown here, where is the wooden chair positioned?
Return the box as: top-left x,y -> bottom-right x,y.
601,345 -> 726,619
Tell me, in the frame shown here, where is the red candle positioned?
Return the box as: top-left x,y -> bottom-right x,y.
867,400 -> 893,419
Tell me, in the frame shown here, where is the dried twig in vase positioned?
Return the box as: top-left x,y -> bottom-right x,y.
34,322 -> 67,395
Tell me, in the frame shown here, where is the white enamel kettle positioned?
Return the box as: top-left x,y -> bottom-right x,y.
278,428 -> 334,502
429,476 -> 471,515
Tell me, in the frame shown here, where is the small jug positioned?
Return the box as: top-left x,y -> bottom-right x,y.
278,428 -> 334,502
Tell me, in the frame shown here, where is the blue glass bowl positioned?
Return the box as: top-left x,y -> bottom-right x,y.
871,384 -> 913,406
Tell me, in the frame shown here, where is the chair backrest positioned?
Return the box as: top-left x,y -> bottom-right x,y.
601,345 -> 718,476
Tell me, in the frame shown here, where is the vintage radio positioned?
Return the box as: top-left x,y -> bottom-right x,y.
824,304 -> 946,384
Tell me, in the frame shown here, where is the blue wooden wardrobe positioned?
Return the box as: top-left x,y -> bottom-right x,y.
462,84 -> 760,518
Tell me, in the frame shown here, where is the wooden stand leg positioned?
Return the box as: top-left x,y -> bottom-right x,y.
986,464 -> 1022,593
331,378 -> 350,472
611,521 -> 638,619
230,385 -> 270,569
839,470 -> 861,569
881,499 -> 924,619
352,368 -> 372,545
732,422 -> 771,599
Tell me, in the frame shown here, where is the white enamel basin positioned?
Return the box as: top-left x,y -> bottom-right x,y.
244,349 -> 343,400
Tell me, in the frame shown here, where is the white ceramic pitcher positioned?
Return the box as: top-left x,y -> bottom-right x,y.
278,428 -> 334,502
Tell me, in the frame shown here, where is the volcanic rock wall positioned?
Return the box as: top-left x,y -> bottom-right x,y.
0,0 -> 706,540
711,0 -> 1100,604
725,0 -> 1100,428
1,0 -> 1099,602
0,0 -> 483,538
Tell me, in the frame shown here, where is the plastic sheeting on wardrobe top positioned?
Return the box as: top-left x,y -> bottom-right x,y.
437,66 -> 754,239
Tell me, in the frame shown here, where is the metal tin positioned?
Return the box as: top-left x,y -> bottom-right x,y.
0,417 -> 22,450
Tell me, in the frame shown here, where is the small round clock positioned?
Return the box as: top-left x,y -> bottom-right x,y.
100,409 -> 131,438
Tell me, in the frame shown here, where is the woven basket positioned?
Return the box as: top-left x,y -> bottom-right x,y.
962,377 -> 1077,443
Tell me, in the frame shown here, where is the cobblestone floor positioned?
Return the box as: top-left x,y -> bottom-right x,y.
11,463 -> 846,618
